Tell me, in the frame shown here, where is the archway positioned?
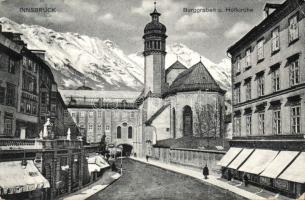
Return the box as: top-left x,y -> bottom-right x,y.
117,144 -> 133,157
183,105 -> 193,136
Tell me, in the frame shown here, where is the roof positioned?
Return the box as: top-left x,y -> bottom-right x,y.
165,60 -> 187,74
165,61 -> 225,95
227,0 -> 303,54
145,104 -> 170,125
59,90 -> 141,108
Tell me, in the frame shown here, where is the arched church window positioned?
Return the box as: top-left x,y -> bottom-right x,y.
117,126 -> 121,139
183,105 -> 193,136
128,126 -> 132,139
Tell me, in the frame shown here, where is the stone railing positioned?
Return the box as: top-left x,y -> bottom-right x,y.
0,138 -> 83,150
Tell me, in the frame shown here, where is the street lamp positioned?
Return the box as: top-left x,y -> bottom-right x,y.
118,145 -> 123,175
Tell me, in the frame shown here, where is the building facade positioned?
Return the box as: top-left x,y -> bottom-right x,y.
135,6 -> 226,159
0,26 -> 66,139
60,89 -> 139,155
220,0 -> 305,198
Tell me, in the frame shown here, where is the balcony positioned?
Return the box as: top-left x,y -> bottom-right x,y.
0,138 -> 83,150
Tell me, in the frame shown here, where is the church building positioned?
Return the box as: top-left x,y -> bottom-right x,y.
133,5 -> 226,158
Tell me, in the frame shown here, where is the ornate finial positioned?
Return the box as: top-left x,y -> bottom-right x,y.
154,1 -> 156,9
200,55 -> 202,62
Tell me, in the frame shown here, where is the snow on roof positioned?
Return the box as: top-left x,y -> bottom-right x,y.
59,89 -> 141,103
260,151 -> 299,179
238,149 -> 279,175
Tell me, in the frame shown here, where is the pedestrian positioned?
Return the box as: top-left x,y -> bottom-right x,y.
202,164 -> 209,179
146,155 -> 149,162
227,169 -> 232,181
243,173 -> 249,187
111,162 -> 117,172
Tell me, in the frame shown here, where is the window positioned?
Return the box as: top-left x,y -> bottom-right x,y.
97,124 -> 102,131
258,113 -> 265,135
245,81 -> 251,101
234,117 -> 241,136
128,126 -> 132,139
41,92 -> 48,105
88,111 -> 94,118
6,83 -> 15,107
8,58 -> 16,74
88,124 -> 93,131
288,14 -> 298,43
236,56 -> 241,74
234,86 -> 241,104
271,28 -> 280,52
26,103 -> 31,113
32,104 -> 37,115
273,110 -> 281,134
79,111 -> 85,118
246,115 -> 252,135
257,39 -> 264,61
130,111 -> 135,118
51,104 -> 56,112
245,49 -> 251,68
98,111 -> 102,118
289,59 -> 300,86
257,75 -> 264,96
117,126 -> 121,139
291,106 -> 301,134
4,118 -> 13,135
105,125 -> 110,131
0,86 -> 5,104
272,69 -> 280,92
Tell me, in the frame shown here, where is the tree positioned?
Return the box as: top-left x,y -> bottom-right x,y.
194,103 -> 218,147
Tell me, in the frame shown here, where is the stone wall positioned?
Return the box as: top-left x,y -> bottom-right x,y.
151,147 -> 225,174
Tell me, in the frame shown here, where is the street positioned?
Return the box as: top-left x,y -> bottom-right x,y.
88,158 -> 246,200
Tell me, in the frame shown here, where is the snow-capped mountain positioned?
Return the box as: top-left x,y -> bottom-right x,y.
129,43 -> 231,92
0,18 -> 231,96
0,17 -> 143,90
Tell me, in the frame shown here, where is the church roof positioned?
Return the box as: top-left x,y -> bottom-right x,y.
165,61 -> 225,95
165,60 -> 187,74
145,104 -> 170,126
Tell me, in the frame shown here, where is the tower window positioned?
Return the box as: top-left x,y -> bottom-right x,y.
117,126 -> 121,139
157,41 -> 160,49
154,41 -> 157,49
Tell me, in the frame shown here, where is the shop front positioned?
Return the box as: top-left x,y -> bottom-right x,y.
0,160 -> 50,200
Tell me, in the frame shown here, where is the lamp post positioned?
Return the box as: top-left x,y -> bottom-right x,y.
118,145 -> 123,175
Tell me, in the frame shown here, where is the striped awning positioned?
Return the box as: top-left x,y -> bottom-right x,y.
0,160 -> 50,195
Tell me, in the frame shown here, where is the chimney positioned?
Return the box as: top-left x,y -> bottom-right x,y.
264,3 -> 281,17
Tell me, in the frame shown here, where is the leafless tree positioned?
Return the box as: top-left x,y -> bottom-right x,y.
194,103 -> 218,147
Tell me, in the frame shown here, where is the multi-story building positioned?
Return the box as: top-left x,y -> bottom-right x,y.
0,26 -> 66,139
219,0 -> 305,198
0,26 -> 23,137
60,88 -> 140,155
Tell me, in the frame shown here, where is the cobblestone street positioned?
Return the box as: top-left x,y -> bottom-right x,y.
88,159 -> 245,200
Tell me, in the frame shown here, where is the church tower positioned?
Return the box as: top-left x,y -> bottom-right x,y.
143,3 -> 167,96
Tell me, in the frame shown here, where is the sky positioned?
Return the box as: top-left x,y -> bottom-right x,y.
0,0 -> 282,64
